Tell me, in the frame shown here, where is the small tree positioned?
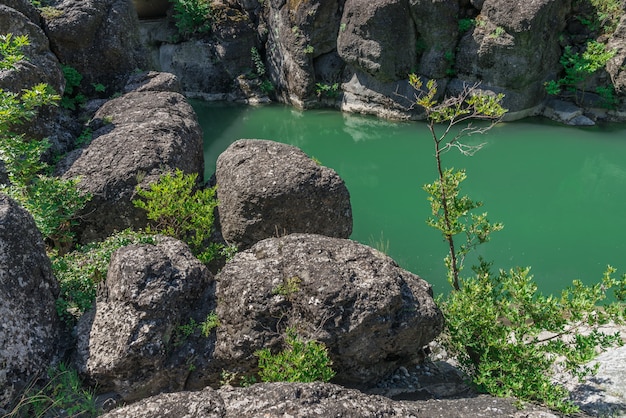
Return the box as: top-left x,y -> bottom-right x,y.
410,75 -> 506,290
411,75 -> 626,413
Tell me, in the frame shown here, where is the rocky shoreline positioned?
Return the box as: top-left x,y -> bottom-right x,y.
1,0 -> 626,416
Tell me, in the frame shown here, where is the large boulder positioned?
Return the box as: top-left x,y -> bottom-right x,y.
0,194 -> 62,410
57,79 -> 204,244
214,233 -> 443,386
607,15 -> 626,98
43,0 -> 149,92
74,236 -> 218,402
0,0 -> 63,95
216,139 -> 352,250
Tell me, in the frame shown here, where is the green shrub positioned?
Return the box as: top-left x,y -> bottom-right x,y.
545,40 -> 616,104
251,47 -> 266,77
51,229 -> 155,323
133,169 -> 224,263
256,328 -> 335,383
60,64 -> 86,110
458,18 -> 475,34
315,82 -> 340,98
6,362 -> 98,417
440,265 -> 625,413
0,34 -> 90,253
170,0 -> 212,36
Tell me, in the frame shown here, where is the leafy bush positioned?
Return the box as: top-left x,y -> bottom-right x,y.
51,229 -> 155,323
60,64 -> 86,110
170,0 -> 212,36
545,40 -> 616,104
440,265 -> 625,413
133,169 -> 225,263
315,82 -> 340,98
0,34 -> 90,252
256,328 -> 335,383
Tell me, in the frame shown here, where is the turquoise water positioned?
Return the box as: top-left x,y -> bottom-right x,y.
194,101 -> 626,296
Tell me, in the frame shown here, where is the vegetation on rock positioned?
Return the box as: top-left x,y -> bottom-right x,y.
256,328 -> 335,383
133,168 -> 231,264
0,34 -> 90,253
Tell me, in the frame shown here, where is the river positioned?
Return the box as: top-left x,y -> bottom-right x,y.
194,101 -> 626,296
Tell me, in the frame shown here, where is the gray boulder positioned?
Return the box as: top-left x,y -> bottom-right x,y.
57,82 -> 204,244
607,15 -> 626,99
216,139 -> 352,251
214,233 -> 443,386
43,0 -> 149,92
0,194 -> 61,410
75,236 -> 218,402
100,382 -> 561,417
143,2 -> 258,102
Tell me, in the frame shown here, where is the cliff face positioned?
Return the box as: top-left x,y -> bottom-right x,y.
145,0 -> 626,122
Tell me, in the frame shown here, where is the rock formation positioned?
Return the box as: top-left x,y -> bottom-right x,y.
74,236 -> 218,402
214,233 -> 443,386
57,74 -> 204,243
99,381 -> 563,418
42,0 -> 149,92
216,139 -> 352,250
0,194 -> 62,409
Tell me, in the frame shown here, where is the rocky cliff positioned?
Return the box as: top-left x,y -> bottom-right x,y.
141,0 -> 626,123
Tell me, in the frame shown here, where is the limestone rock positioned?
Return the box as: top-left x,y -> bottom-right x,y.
154,3 -> 257,101
57,84 -> 204,243
214,233 -> 443,386
74,236 -> 218,402
0,194 -> 61,409
607,15 -> 626,97
0,1 -> 63,95
216,139 -> 352,250
43,0 -> 149,92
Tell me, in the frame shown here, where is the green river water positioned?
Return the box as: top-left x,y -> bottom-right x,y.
193,100 -> 626,296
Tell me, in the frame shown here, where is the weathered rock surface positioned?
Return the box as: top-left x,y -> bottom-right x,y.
216,139 -> 352,250
607,15 -> 626,97
57,79 -> 204,243
43,0 -> 149,92
338,0 -> 417,83
100,382 -> 562,418
265,0 -> 344,106
455,0 -> 570,116
568,344 -> 626,417
214,233 -> 443,386
0,194 -> 61,410
75,236 -> 218,402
